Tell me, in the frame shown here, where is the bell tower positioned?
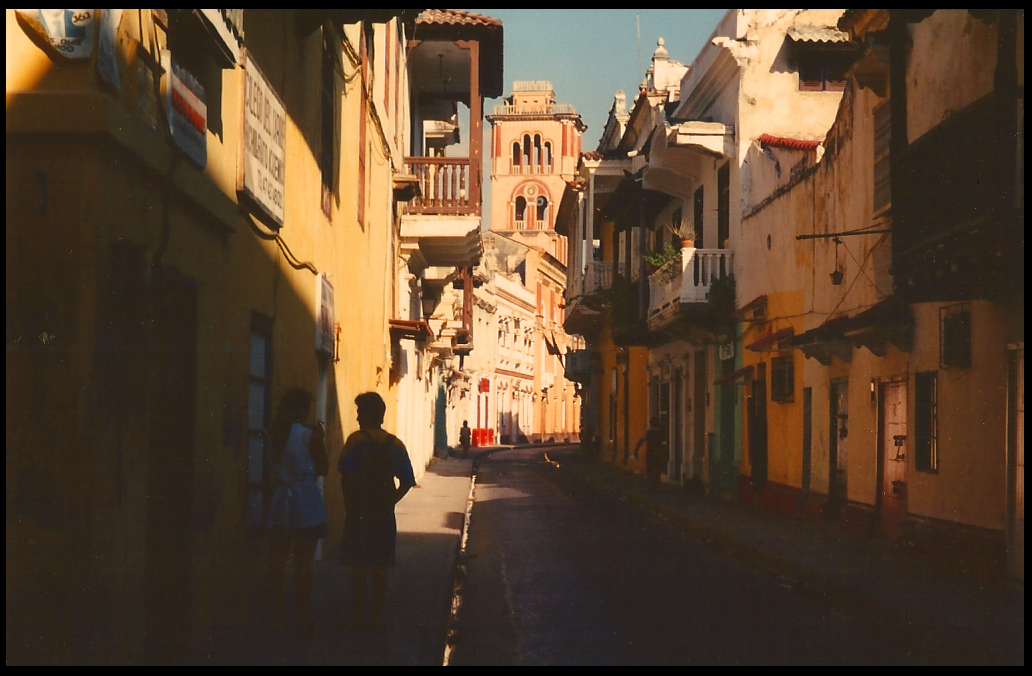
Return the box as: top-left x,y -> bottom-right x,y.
487,81 -> 585,253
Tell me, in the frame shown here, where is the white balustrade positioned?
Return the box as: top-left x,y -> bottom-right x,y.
648,248 -> 733,321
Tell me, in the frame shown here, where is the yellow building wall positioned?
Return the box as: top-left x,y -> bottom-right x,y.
6,10 -> 406,663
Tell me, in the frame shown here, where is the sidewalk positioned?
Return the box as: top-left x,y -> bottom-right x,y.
553,446 -> 1024,665
190,455 -> 475,665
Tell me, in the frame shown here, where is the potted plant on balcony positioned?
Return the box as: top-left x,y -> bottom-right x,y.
667,222 -> 697,248
644,243 -> 680,275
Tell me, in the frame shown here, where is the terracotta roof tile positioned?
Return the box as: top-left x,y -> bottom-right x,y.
417,9 -> 502,28
758,134 -> 821,151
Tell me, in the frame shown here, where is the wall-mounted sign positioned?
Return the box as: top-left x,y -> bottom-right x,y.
240,51 -> 286,226
165,53 -> 207,167
718,341 -> 735,361
96,9 -> 122,91
16,9 -> 94,60
316,274 -> 335,357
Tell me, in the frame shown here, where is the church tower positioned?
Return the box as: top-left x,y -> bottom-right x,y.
487,81 -> 585,257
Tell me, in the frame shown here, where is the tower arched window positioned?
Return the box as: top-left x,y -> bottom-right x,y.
512,141 -> 521,173
515,196 -> 527,229
543,142 -> 553,173
522,134 -> 532,173
533,135 -> 543,173
536,196 -> 548,228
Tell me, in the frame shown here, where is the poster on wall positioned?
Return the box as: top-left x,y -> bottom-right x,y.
15,9 -> 95,60
316,273 -> 335,357
164,52 -> 207,167
239,50 -> 286,227
96,8 -> 122,91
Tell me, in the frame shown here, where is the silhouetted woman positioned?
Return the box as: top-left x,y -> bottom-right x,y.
266,388 -> 328,631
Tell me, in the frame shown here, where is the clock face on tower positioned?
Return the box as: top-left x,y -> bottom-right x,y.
536,196 -> 547,209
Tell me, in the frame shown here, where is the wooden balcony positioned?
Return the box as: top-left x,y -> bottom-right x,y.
402,157 -> 481,216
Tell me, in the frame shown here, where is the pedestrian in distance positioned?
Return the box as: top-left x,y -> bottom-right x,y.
459,419 -> 472,459
338,391 -> 416,633
265,388 -> 328,633
632,416 -> 669,492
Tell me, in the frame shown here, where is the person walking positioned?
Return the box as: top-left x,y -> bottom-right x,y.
265,388 -> 328,632
459,420 -> 472,459
632,416 -> 668,491
338,392 -> 416,633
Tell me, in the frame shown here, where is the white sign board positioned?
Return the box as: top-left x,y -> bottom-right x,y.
240,51 -> 286,226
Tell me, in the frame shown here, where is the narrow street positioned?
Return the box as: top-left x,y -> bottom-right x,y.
452,447 -> 938,665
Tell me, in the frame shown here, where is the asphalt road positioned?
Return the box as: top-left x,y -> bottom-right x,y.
449,446 -> 922,665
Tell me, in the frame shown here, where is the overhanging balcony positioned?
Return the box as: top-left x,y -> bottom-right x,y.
648,247 -> 733,332
402,157 -> 480,216
583,261 -> 613,295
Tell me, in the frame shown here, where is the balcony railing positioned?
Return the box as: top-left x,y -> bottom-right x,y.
492,103 -> 577,116
403,157 -> 479,216
584,261 -> 613,295
648,248 -> 733,327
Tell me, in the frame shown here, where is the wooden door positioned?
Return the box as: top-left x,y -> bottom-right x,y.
828,380 -> 849,516
693,351 -> 707,481
879,380 -> 908,541
672,369 -> 684,481
748,364 -> 768,486
1008,345 -> 1024,580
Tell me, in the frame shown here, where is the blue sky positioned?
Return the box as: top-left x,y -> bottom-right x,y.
467,9 -> 730,148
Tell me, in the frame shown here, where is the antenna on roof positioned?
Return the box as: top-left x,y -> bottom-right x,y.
636,11 -> 642,82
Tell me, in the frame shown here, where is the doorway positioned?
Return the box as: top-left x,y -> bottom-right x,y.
747,363 -> 768,487
878,380 -> 908,541
828,379 -> 849,517
145,270 -> 197,661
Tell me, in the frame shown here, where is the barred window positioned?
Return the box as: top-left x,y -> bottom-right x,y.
915,371 -> 938,472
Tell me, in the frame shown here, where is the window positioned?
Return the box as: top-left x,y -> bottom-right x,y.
873,102 -> 891,213
693,186 -> 704,248
321,37 -> 335,218
798,47 -> 849,92
940,304 -> 972,369
915,371 -> 938,472
515,197 -> 527,228
771,356 -> 795,404
247,314 -> 273,532
717,163 -> 730,249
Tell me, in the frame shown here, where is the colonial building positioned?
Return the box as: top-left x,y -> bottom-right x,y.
6,8 -> 502,663
462,81 -> 585,445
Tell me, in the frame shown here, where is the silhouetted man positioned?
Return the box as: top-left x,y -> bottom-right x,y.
338,392 -> 416,632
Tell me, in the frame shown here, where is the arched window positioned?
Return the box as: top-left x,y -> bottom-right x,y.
536,196 -> 548,227
543,142 -> 553,173
533,135 -> 542,173
522,134 -> 532,173
515,196 -> 527,228
512,141 -> 521,172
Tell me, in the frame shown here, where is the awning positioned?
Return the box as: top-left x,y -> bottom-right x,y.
786,25 -> 853,44
389,318 -> 433,341
714,365 -> 754,386
544,330 -> 562,356
745,326 -> 794,352
729,294 -> 768,321
788,296 -> 912,364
